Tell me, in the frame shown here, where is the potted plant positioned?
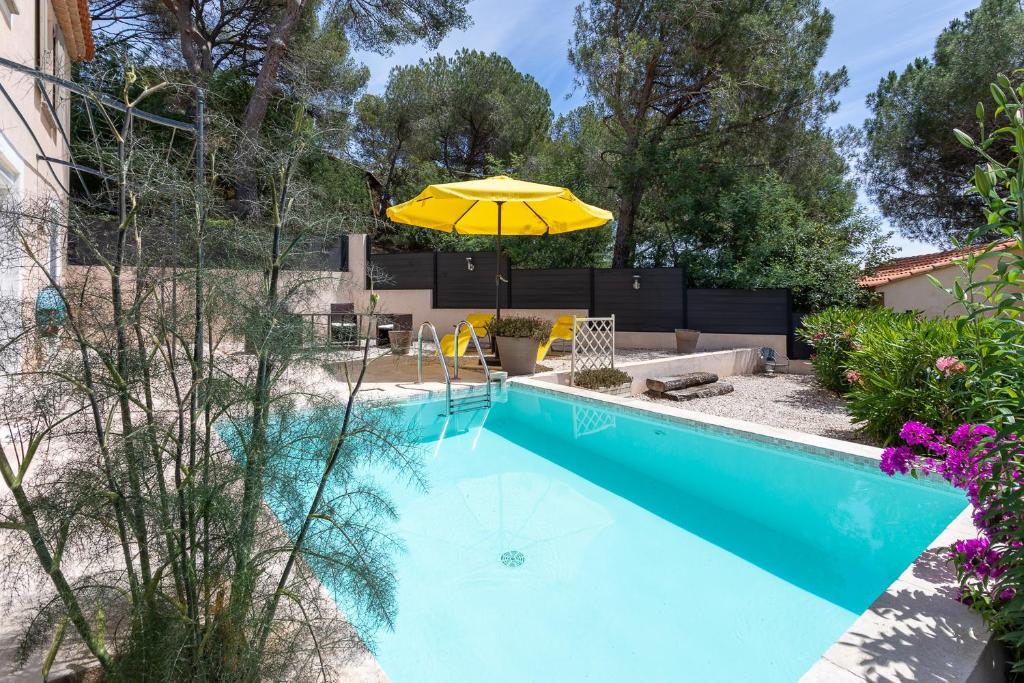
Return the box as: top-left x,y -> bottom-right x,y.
573,367 -> 632,396
674,328 -> 700,354
487,316 -> 553,376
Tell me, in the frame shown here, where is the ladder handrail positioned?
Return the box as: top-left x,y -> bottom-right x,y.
416,322 -> 452,411
416,320 -> 493,416
452,321 -> 492,384
452,319 -> 492,414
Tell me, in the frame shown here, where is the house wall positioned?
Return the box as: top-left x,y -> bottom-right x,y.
876,251 -> 1021,318
1,0 -> 73,354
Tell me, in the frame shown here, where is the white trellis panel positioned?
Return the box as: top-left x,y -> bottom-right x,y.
570,314 -> 615,385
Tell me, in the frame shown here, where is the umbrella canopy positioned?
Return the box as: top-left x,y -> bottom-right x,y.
385,175 -> 613,235
386,176 -> 613,324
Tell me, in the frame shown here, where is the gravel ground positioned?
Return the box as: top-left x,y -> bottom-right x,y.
645,373 -> 873,445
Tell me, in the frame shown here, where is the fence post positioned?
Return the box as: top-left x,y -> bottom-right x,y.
785,288 -> 795,359
681,263 -> 689,330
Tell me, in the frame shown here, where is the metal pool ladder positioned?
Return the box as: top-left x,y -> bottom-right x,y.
416,321 -> 493,415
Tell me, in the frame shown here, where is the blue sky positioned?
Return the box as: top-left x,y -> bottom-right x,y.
353,0 -> 980,257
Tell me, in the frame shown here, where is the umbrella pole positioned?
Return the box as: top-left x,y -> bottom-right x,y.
495,201 -> 503,320
493,201 -> 503,363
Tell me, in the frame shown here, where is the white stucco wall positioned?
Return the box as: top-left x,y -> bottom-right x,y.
1,0 -> 72,218
1,0 -> 74,369
875,251 -> 1021,318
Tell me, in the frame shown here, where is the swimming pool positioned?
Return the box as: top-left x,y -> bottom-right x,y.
296,385 -> 964,681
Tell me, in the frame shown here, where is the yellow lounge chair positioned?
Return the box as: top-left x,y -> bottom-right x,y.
537,315 -> 578,362
439,313 -> 494,357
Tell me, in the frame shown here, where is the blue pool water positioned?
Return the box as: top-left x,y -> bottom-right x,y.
281,386 -> 964,682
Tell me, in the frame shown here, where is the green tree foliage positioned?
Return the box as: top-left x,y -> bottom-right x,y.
672,170 -> 890,310
568,0 -> 848,267
355,50 -> 553,251
1,74 -> 422,680
501,106 -> 616,267
91,0 -> 470,213
862,0 -> 1024,245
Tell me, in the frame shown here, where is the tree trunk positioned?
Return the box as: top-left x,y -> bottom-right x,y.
234,0 -> 306,216
612,179 -> 645,267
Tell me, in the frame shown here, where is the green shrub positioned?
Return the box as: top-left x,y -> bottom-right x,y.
574,367 -> 631,390
486,316 -> 553,342
798,307 -> 904,393
843,315 -> 964,443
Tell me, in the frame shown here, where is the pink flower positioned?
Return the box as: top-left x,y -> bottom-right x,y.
936,356 -> 967,377
846,370 -> 863,385
811,331 -> 826,342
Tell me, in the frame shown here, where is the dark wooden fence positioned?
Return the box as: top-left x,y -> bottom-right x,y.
686,289 -> 791,335
434,252 -> 510,308
509,269 -> 590,310
69,230 -> 350,272
370,250 -> 809,356
593,268 -> 685,332
369,252 -> 433,289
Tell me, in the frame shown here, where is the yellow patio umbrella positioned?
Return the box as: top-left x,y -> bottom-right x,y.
386,175 -> 613,317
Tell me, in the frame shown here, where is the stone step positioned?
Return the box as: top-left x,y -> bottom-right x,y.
661,381 -> 734,401
647,372 -> 719,393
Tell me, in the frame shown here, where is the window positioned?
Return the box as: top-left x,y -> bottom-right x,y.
0,132 -> 22,199
0,133 -> 24,326
1,0 -> 19,28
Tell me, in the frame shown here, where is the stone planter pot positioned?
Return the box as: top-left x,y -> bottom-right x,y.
597,382 -> 632,397
388,329 -> 412,355
496,336 -> 540,376
674,328 -> 701,354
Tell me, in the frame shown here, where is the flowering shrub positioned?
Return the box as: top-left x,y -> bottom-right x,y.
936,356 -> 967,377
880,421 -> 1019,617
843,314 -> 974,443
798,307 -> 900,393
945,75 -> 1024,672
875,74 -> 1024,671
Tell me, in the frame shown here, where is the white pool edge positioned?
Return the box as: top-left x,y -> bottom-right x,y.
508,377 -> 1004,683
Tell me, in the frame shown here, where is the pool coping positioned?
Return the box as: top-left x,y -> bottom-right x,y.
507,377 -> 1004,683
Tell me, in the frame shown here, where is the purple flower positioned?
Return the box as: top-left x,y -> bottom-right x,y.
900,421 -> 936,447
883,421 -> 1022,606
952,537 -> 1005,581
950,424 -> 996,450
881,445 -> 915,476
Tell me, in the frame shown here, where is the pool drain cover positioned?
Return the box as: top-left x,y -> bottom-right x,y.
500,550 -> 525,568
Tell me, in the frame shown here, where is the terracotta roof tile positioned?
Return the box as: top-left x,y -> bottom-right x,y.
79,0 -> 95,61
859,240 -> 1016,288
52,0 -> 94,62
